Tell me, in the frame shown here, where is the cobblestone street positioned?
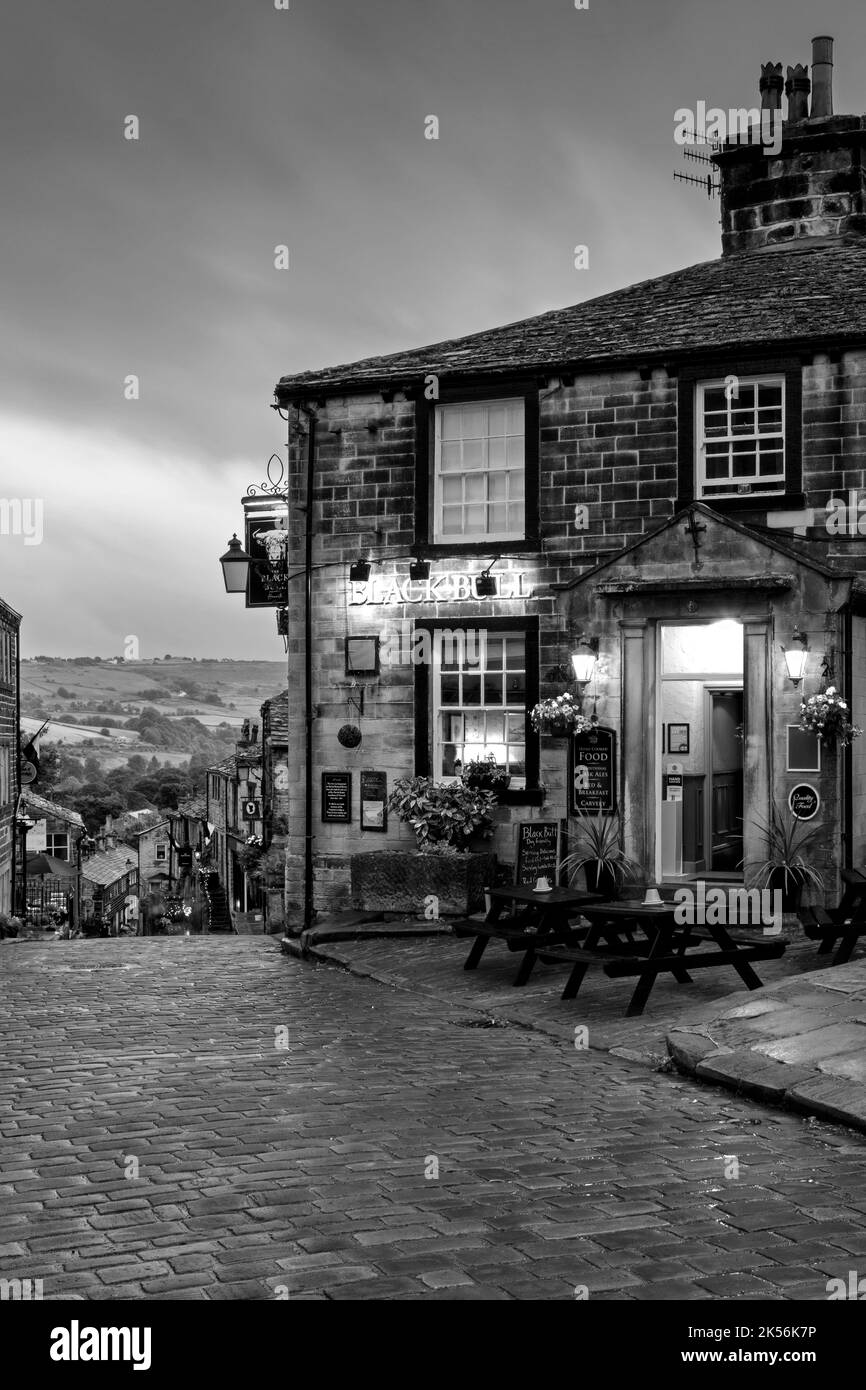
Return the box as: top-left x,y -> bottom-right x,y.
2,937 -> 866,1301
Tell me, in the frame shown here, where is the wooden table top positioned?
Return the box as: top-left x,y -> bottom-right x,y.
581,899 -> 678,918
490,886 -> 603,908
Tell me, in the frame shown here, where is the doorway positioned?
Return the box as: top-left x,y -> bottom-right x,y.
657,619 -> 744,882
706,688 -> 744,873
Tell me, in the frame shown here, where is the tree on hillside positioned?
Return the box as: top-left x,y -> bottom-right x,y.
72,783 -> 128,833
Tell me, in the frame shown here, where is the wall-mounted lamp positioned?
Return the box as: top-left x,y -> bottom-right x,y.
219,534 -> 253,594
782,628 -> 809,686
570,635 -> 600,685
409,559 -> 430,581
475,562 -> 498,598
349,558 -> 371,583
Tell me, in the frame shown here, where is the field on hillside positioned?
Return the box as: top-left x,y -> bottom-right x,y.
20,659 -> 286,772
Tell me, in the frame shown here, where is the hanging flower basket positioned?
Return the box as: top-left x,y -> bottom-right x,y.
338,723 -> 362,748
530,693 -> 591,738
799,687 -> 862,748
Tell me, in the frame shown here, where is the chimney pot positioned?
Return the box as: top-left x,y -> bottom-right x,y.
759,61 -> 784,110
785,64 -> 811,123
811,34 -> 834,118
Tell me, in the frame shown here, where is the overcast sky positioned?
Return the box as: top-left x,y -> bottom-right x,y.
1,0 -> 863,657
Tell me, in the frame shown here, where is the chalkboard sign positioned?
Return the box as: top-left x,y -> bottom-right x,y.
360,770 -> 388,832
571,726 -> 616,814
322,772 -> 352,824
516,822 -> 560,888
787,726 -> 821,773
789,783 -> 820,821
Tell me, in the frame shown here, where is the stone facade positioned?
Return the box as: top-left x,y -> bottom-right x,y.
0,600 -> 21,918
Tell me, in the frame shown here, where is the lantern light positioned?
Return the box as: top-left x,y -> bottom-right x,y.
219,534 -> 252,594
570,635 -> 600,685
783,629 -> 809,686
350,559 -> 371,583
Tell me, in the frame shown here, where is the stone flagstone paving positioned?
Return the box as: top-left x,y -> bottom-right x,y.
1,937 -> 866,1300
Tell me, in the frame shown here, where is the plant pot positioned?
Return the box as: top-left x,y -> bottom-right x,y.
465,774 -> 511,797
767,868 -> 803,914
583,863 -> 620,899
541,720 -> 574,739
351,849 -> 496,918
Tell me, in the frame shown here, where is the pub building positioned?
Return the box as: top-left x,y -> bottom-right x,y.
268,36 -> 866,929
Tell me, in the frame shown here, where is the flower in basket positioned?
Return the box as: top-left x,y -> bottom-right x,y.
799,687 -> 862,747
460,753 -> 510,790
529,692 -> 591,735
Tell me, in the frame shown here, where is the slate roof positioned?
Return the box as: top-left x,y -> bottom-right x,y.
209,747 -> 263,777
275,239 -> 866,397
261,691 -> 288,741
174,797 -> 207,820
20,790 -> 85,830
82,848 -> 137,888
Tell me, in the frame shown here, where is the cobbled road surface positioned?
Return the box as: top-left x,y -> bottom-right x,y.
1,937 -> 866,1301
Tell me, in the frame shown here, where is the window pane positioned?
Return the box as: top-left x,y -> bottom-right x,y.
440,675 -> 459,704
486,637 -> 504,668
488,472 -> 508,500
440,442 -> 462,471
506,436 -> 524,467
440,506 -> 463,534
483,674 -> 503,704
508,748 -> 526,777
464,473 -> 485,501
488,503 -> 508,532
487,437 -> 507,469
462,675 -> 482,706
461,440 -> 483,470
505,675 -> 526,705
442,477 -> 462,503
504,637 -> 526,668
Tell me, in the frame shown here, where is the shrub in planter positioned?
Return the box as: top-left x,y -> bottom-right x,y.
558,810 -> 640,899
388,776 -> 497,850
460,754 -> 511,796
743,806 -> 825,913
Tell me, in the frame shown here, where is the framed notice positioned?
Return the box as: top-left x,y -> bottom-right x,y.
571,726 -> 617,815
321,772 -> 352,824
360,770 -> 388,832
516,821 -> 560,889
666,723 -> 690,755
787,726 -> 821,773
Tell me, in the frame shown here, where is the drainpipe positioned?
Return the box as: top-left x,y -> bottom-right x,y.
296,405 -> 317,934
12,618 -> 19,917
843,604 -> 853,871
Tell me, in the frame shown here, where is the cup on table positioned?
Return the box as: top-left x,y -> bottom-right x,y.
534,876 -> 552,893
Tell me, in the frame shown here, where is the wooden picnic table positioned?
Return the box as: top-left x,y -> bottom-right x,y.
799,868 -> 866,965
452,885 -> 604,987
537,897 -> 786,1017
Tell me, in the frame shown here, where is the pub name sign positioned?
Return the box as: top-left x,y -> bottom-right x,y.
350,572 -> 532,606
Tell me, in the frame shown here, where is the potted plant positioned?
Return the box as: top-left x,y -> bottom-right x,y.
558,810 -> 639,898
744,806 -> 825,913
799,687 -> 862,747
350,777 -> 498,917
529,693 -> 592,738
461,753 -> 511,796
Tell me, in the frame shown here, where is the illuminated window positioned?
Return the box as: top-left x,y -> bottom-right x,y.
432,630 -> 526,785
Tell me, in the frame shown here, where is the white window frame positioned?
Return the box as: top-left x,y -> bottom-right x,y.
431,628 -> 527,788
155,843 -> 168,862
46,832 -> 69,861
696,374 -> 786,500
432,397 -> 525,543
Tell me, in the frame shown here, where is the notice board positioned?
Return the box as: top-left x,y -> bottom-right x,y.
515,821 -> 560,888
321,772 -> 352,824
360,770 -> 388,832
570,726 -> 617,815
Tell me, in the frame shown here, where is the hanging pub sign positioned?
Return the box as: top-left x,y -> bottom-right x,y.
360,770 -> 388,832
571,726 -> 617,815
322,772 -> 352,824
243,499 -> 289,609
788,783 -> 820,821
516,822 -> 560,889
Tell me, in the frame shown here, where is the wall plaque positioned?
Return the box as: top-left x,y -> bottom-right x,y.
516,821 -> 560,888
360,770 -> 388,832
570,726 -> 617,815
788,783 -> 820,821
322,772 -> 352,824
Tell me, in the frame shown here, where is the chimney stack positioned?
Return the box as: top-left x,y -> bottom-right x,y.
785,64 -> 811,123
811,35 -> 834,118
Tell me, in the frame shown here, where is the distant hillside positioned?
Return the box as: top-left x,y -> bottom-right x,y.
20,659 -> 285,769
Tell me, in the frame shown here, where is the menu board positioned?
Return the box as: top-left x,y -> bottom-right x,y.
571,726 -> 616,814
360,770 -> 388,832
322,772 -> 352,824
516,822 -> 560,888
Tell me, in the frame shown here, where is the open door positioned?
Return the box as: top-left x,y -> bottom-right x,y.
708,688 -> 744,873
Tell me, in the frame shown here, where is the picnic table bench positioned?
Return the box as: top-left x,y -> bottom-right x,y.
799,868 -> 866,965
452,885 -> 604,987
537,899 -> 786,1017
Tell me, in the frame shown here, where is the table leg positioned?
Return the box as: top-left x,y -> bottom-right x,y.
703,920 -> 764,991
463,934 -> 490,971
513,948 -> 538,987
